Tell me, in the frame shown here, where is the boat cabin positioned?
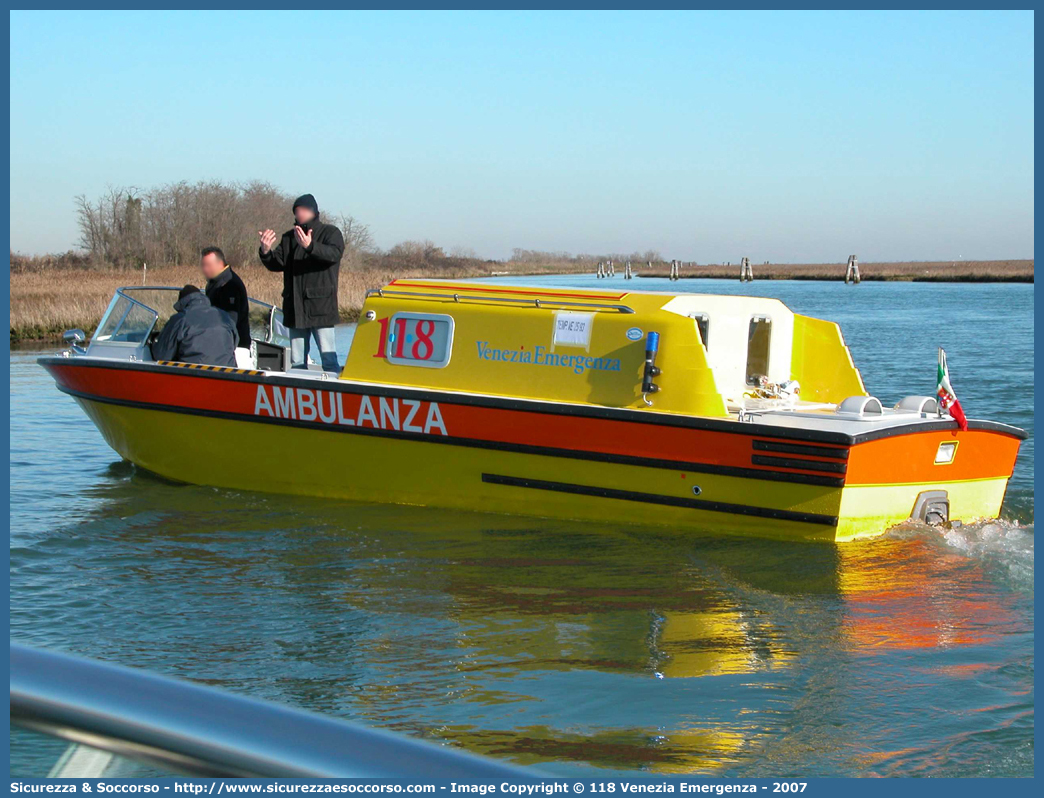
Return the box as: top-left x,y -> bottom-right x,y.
345,279 -> 868,418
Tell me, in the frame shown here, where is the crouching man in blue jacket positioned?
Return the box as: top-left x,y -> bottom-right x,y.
151,285 -> 238,367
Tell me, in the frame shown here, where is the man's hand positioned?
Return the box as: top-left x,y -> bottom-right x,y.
294,225 -> 313,250
259,229 -> 277,254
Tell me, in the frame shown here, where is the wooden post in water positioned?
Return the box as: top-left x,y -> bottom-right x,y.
142,262 -> 147,285
624,261 -> 632,279
740,257 -> 753,282
608,259 -> 615,277
845,255 -> 860,284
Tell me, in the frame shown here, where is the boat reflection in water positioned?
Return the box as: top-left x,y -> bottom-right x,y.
15,461 -> 1030,777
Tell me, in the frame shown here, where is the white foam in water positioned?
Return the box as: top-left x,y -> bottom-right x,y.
890,519 -> 1034,588
945,520 -> 1033,580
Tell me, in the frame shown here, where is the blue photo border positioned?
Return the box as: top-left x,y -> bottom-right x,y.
2,4 -> 1037,790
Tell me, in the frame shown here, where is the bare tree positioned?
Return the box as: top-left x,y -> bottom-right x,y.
388,240 -> 444,262
73,180 -> 347,271
71,179 -> 661,275
74,194 -> 103,256
449,245 -> 478,259
332,213 -> 376,265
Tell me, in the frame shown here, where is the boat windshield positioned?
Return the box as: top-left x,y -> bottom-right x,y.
246,298 -> 290,347
93,291 -> 161,344
93,287 -> 289,347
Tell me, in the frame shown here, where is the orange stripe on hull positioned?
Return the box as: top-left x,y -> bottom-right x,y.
847,428 -> 1021,485
51,363 -> 1020,490
45,364 -> 837,481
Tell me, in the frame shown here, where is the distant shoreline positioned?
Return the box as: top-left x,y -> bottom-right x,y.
637,259 -> 1033,283
9,258 -> 1033,344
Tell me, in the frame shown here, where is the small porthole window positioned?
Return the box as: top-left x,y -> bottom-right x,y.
746,315 -> 772,385
384,312 -> 455,368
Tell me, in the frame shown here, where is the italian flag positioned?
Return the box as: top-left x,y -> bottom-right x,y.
937,348 -> 968,431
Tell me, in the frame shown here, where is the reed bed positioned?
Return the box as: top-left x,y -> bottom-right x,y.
8,257 -> 585,342
10,256 -> 1033,343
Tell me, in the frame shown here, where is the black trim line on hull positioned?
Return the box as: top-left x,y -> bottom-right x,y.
40,356 -> 1028,444
56,385 -> 846,488
752,440 -> 849,460
751,454 -> 848,475
481,473 -> 840,527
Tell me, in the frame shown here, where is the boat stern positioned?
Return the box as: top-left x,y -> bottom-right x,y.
835,421 -> 1025,541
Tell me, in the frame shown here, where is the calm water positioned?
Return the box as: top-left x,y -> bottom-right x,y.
9,278 -> 1034,777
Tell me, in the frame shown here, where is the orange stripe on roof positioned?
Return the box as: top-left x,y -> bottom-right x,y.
387,279 -> 628,301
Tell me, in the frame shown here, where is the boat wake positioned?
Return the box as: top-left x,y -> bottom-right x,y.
886,518 -> 1034,590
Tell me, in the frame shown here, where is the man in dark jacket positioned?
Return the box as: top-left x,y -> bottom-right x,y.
151,286 -> 238,367
258,193 -> 344,372
201,246 -> 251,350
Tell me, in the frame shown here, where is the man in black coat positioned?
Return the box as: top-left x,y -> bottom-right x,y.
258,194 -> 344,372
201,246 -> 251,350
151,286 -> 238,367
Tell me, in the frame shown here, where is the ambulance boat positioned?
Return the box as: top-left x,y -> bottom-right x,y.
39,281 -> 1027,542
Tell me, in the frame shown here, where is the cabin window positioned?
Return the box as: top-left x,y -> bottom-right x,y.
746,315 -> 772,385
689,313 -> 710,348
384,312 -> 454,368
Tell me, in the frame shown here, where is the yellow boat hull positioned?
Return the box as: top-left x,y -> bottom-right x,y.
76,395 -> 1015,543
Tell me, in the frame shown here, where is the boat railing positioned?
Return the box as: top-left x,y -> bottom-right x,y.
10,642 -> 532,779
366,288 -> 636,314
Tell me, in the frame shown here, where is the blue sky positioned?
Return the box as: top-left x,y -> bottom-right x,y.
9,10 -> 1034,261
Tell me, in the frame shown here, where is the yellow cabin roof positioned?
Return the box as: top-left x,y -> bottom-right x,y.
343,279 -> 866,417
